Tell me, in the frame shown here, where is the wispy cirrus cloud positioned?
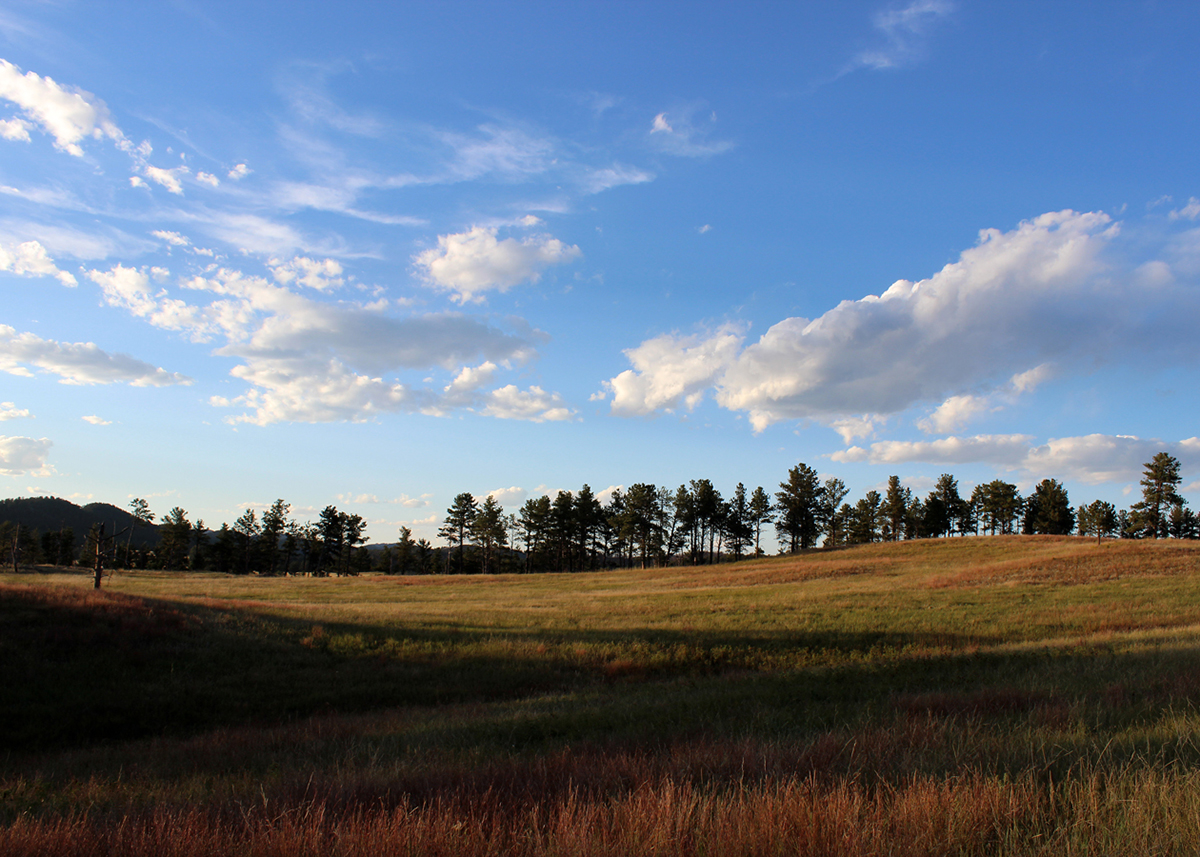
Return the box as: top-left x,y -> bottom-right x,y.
845,0 -> 955,74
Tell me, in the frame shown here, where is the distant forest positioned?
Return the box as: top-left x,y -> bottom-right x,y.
0,452 -> 1192,577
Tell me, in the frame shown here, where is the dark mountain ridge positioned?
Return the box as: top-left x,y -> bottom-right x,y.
0,496 -> 160,546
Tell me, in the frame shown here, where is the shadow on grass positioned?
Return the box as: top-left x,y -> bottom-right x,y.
6,579 -> 1200,758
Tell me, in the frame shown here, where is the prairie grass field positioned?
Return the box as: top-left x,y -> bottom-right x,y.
5,535 -> 1200,855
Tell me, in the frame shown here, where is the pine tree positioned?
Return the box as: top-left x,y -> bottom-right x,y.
438,493 -> 478,573
775,464 -> 824,552
1129,452 -> 1185,538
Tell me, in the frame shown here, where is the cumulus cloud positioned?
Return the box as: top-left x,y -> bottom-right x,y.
916,394 -> 994,434
0,239 -> 77,286
87,265 -> 209,335
606,324 -> 744,415
0,402 -> 30,421
831,434 -> 1034,466
195,171 -> 219,187
228,163 -> 250,180
152,230 -> 190,247
487,486 -> 528,506
0,117 -> 30,141
82,415 -> 111,425
0,59 -> 125,155
0,435 -> 52,475
606,210 -> 1199,433
0,325 -> 190,386
270,256 -> 343,290
482,384 -> 574,422
414,225 -> 581,303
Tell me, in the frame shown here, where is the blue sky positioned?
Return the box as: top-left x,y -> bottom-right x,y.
2,1 -> 1200,545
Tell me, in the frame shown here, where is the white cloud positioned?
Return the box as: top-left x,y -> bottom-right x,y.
0,239 -> 77,286
414,225 -> 581,303
849,0 -> 955,72
482,384 -> 574,422
646,106 -> 734,158
129,176 -> 147,189
444,124 -> 555,181
270,256 -> 343,291
144,164 -> 189,195
487,486 -> 527,506
82,415 -> 111,425
0,117 -> 30,141
915,394 -> 993,434
228,163 -> 250,180
697,224 -> 712,234
170,267 -> 541,424
828,415 -> 880,444
581,164 -> 654,194
1009,363 -> 1053,394
0,402 -> 30,421
0,59 -> 125,155
831,434 -> 1034,465
0,324 -> 191,386
195,171 -> 219,187
0,435 -> 51,475
1169,197 -> 1200,221
87,265 -> 209,334
831,432 -> 1200,488
606,324 -> 745,415
152,230 -> 190,247
606,210 -> 1184,432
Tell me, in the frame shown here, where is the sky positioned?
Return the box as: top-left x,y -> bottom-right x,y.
2,0 -> 1200,547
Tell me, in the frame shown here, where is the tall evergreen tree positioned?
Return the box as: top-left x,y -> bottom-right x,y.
438,493 -> 478,573
881,476 -> 910,541
775,463 -> 824,552
748,486 -> 774,557
1023,479 -> 1074,535
472,495 -> 508,574
1129,452 -> 1185,538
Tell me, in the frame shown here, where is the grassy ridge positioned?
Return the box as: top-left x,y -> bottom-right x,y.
5,535 -> 1200,854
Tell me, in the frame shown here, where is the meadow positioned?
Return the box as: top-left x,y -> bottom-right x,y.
4,535 -> 1200,855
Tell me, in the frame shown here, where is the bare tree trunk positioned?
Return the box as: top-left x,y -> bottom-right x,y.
93,524 -> 105,589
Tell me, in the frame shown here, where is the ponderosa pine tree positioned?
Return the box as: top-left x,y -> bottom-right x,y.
1129,452 -> 1185,538
472,495 -> 508,574
748,486 -> 774,557
882,476 -> 910,541
775,463 -> 824,552
1023,479 -> 1074,535
438,492 -> 478,573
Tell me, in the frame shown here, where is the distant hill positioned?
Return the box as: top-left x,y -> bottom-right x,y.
0,496 -> 159,546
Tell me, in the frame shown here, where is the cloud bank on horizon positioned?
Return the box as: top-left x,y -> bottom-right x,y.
2,1 -> 1199,539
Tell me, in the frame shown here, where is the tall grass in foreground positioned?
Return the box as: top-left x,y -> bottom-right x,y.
6,766 -> 1200,856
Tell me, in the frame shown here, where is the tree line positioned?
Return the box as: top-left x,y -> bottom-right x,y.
427,451 -> 1192,574
0,452 -> 1190,577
